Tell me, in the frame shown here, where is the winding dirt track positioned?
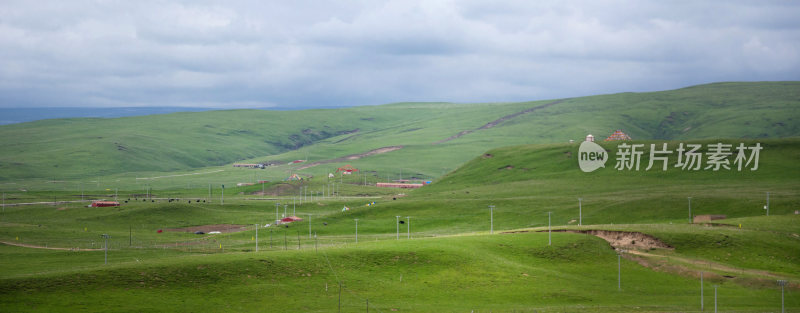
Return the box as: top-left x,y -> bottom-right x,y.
625,249 -> 791,280
295,146 -> 403,170
0,240 -> 102,251
535,229 -> 799,285
433,99 -> 567,144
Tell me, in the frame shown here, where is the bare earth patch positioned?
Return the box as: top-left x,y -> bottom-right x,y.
253,183 -> 296,196
574,229 -> 673,251
537,229 -> 673,251
164,224 -> 249,233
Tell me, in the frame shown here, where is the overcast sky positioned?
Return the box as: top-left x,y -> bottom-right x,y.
0,0 -> 798,109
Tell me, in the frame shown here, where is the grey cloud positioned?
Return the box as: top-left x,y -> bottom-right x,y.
0,0 -> 798,108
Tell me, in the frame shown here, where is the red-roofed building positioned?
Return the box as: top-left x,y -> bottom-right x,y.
604,130 -> 632,141
336,164 -> 359,175
280,216 -> 304,223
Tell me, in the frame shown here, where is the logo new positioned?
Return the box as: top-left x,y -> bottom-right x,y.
579,141 -> 608,172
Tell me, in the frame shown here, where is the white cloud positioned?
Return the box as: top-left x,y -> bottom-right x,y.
0,0 -> 798,108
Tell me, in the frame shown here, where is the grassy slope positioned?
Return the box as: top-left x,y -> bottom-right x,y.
417,138 -> 800,224
1,232 -> 792,312
1,82 -> 799,188
1,82 -> 799,311
1,138 -> 798,311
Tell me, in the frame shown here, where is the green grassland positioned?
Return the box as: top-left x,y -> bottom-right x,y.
2,232 -> 792,312
1,136 -> 798,312
1,82 -> 799,312
1,81 -> 798,192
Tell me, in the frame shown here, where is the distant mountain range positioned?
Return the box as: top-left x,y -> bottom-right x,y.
0,81 -> 798,182
0,105 -> 356,125
0,107 -> 223,125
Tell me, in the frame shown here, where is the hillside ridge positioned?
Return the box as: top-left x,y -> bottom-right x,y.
432,98 -> 568,144
1,81 -> 798,182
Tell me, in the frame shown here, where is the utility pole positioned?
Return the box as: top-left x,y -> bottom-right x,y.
396,216 -> 400,240
778,280 -> 787,313
618,252 -> 621,290
714,285 -> 718,313
355,219 -> 359,243
407,216 -> 411,239
701,271 -> 704,311
101,234 -> 110,265
221,184 -> 224,205
284,204 -> 287,218
548,211 -> 552,246
255,224 -> 259,252
766,192 -> 770,216
308,214 -> 312,239
488,205 -> 495,234
275,203 -> 280,222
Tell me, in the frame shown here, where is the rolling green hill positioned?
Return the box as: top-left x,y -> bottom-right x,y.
1,81 -> 798,187
2,82 -> 799,312
1,137 -> 798,312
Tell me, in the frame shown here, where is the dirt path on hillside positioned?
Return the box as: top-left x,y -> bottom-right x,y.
624,249 -> 792,280
432,99 -> 567,144
164,224 -> 249,233
536,229 -> 798,286
0,240 -> 102,251
135,169 -> 224,180
295,146 -> 403,170
2,200 -> 91,207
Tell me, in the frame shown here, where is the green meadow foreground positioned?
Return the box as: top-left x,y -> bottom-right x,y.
1,138 -> 798,312
1,82 -> 799,311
